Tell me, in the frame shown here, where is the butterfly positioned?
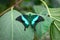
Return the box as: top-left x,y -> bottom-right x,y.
16,14 -> 44,31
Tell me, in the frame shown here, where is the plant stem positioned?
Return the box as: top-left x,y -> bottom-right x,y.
40,0 -> 60,22
54,22 -> 60,31
41,0 -> 60,32
0,0 -> 23,17
11,6 -> 14,40
40,0 -> 51,17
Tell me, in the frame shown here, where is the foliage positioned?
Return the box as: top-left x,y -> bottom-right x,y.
0,0 -> 60,40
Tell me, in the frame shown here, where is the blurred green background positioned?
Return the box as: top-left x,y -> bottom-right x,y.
0,0 -> 60,13
0,0 -> 60,40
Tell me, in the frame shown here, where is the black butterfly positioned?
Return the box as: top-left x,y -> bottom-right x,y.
16,14 -> 44,31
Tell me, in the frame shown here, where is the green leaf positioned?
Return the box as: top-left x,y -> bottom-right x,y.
0,10 -> 34,40
50,8 -> 60,40
33,5 -> 53,39
50,8 -> 60,21
33,5 -> 47,14
50,21 -> 60,40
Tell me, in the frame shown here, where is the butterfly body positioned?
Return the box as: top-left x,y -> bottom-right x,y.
16,14 -> 44,31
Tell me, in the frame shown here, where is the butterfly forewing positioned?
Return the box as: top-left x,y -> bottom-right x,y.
16,15 -> 29,31
21,15 -> 29,25
31,16 -> 39,25
31,15 -> 44,31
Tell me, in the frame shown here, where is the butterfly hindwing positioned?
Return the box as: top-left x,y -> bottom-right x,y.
16,15 -> 29,31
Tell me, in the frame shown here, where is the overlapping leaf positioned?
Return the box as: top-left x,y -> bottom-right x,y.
50,8 -> 60,40
33,5 -> 53,39
0,10 -> 34,40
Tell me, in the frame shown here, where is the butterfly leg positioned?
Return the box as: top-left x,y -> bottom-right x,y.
24,27 -> 26,31
31,26 -> 36,31
34,26 -> 36,31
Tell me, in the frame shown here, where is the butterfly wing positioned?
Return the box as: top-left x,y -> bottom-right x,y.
16,15 -> 29,31
31,16 -> 39,25
21,15 -> 29,25
31,15 -> 44,31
